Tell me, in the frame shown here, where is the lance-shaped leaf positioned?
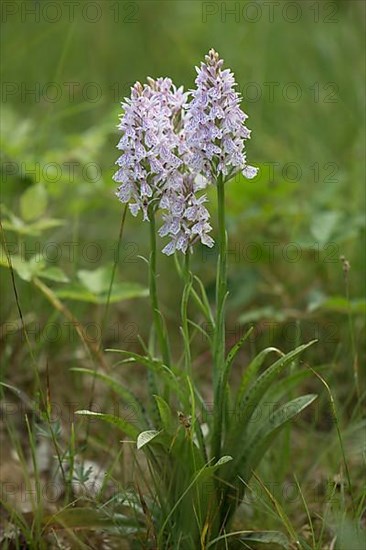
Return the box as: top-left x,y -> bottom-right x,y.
235,346 -> 283,407
228,341 -> 316,448
154,395 -> 175,433
71,368 -> 148,428
207,530 -> 290,549
75,410 -> 139,439
235,394 -> 317,483
108,349 -> 186,404
222,326 -> 254,388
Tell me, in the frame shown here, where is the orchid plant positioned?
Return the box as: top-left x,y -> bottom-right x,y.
77,50 -> 317,549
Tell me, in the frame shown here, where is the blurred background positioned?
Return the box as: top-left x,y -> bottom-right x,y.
0,0 -> 365,546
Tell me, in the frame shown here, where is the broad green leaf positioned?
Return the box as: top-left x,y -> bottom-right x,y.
238,395 -> 317,482
77,266 -> 112,294
0,253 -> 44,281
20,184 -> 48,221
0,254 -> 68,283
54,284 -> 97,302
75,410 -> 139,439
137,430 -> 161,450
2,218 -> 64,236
265,364 -> 329,404
53,265 -> 148,303
73,265 -> 147,302
228,341 -> 316,446
0,253 -> 31,281
235,347 -> 283,407
37,266 -> 69,283
106,283 -> 148,302
26,218 -> 65,233
55,282 -> 148,304
1,211 -> 25,231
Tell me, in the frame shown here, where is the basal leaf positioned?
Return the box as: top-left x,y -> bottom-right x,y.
223,326 -> 254,386
235,347 -> 283,406
71,368 -> 147,428
75,410 -> 139,439
237,394 -> 317,482
228,341 -> 316,449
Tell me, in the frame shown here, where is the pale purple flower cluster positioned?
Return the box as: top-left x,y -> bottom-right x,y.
185,49 -> 258,182
113,50 -> 258,255
113,79 -> 184,220
159,174 -> 214,255
113,78 -> 214,254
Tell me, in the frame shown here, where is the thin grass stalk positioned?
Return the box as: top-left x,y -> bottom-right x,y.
311,368 -> 356,518
344,265 -> 360,399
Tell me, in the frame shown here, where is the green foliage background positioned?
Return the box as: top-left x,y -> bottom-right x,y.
0,1 -> 365,548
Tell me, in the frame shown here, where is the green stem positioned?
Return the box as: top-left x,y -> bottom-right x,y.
212,173 -> 227,462
182,251 -> 192,375
216,173 -> 227,373
148,211 -> 171,369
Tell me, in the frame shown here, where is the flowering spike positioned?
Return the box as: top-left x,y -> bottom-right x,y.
185,49 -> 258,182
113,50 -> 258,256
113,79 -> 185,220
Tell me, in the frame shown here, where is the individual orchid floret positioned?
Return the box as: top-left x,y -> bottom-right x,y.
113,80 -> 183,220
159,174 -> 214,256
185,49 -> 258,182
